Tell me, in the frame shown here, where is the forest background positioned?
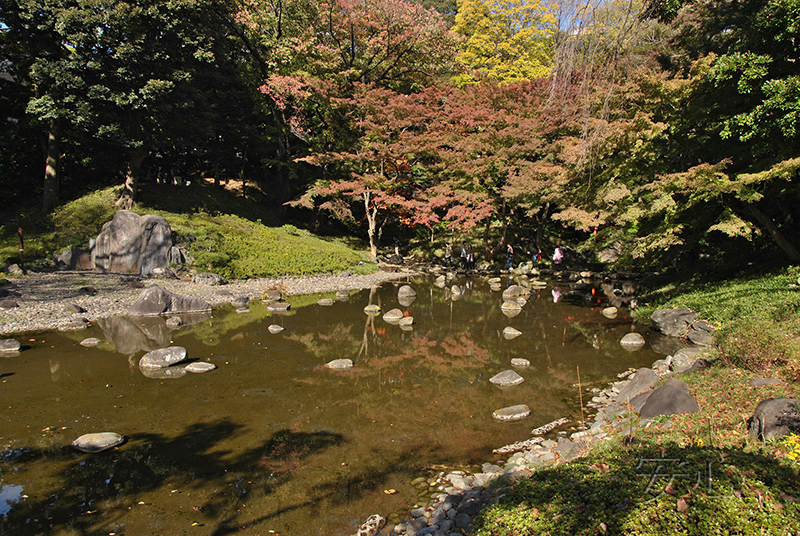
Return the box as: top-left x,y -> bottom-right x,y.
1,0 -> 799,274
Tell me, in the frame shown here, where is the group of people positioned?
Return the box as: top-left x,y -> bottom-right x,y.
444,242 -> 476,269
445,242 -> 564,270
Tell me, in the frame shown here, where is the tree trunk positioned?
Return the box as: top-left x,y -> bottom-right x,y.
42,119 -> 60,213
364,190 -> 378,260
746,203 -> 800,263
535,202 -> 550,250
116,113 -> 147,210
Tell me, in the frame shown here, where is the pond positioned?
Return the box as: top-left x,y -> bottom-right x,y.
0,275 -> 670,536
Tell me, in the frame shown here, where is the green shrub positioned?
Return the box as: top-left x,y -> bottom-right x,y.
716,317 -> 799,372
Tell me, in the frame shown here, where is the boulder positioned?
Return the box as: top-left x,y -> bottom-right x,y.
492,404 -> 531,422
650,308 -> 697,337
388,254 -> 404,264
614,368 -> 659,404
97,316 -> 172,354
749,398 -> 800,441
489,370 -> 525,387
0,339 -> 21,352
128,285 -> 211,316
72,432 -> 124,453
502,285 -> 529,301
501,301 -> 522,317
139,346 -> 187,369
0,299 -> 19,309
55,246 -> 93,270
687,319 -> 715,346
193,272 -> 228,286
267,302 -> 291,313
638,385 -> 699,419
64,303 -> 87,314
93,210 -> 172,275
670,347 -> 710,373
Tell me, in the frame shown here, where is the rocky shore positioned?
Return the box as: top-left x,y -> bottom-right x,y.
0,268 -> 417,335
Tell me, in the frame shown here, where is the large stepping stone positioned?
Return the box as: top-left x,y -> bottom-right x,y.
501,301 -> 522,317
492,404 -> 531,422
129,285 -> 211,316
139,346 -> 187,369
489,370 -> 524,387
0,339 -> 21,352
398,285 -> 416,298
72,432 -> 124,453
638,385 -> 699,419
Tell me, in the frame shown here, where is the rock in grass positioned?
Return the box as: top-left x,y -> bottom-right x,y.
749,398 -> 800,441
326,359 -> 353,370
638,385 -> 699,419
139,346 -> 187,369
489,370 -> 524,387
72,432 -> 124,453
492,404 -> 531,422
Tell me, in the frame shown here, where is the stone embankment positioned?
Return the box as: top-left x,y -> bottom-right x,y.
0,268 -> 416,335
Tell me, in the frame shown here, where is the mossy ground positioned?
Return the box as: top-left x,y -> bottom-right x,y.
473,268 -> 800,536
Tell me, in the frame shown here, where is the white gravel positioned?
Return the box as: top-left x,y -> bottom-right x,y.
0,268 -> 417,335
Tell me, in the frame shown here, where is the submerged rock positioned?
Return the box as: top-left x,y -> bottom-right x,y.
326,359 -> 353,370
489,370 -> 525,387
503,327 -> 522,339
185,362 -> 216,373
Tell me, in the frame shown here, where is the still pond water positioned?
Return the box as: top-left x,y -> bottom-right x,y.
0,276 -> 668,536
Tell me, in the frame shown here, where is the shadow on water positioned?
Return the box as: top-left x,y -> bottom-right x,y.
0,420 -> 346,535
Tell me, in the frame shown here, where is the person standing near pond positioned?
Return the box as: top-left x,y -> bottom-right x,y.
553,246 -> 563,265
468,245 -> 475,270
460,242 -> 468,269
505,244 -> 514,271
444,242 -> 452,267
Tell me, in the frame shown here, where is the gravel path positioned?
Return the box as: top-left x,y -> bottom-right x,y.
0,268 -> 418,335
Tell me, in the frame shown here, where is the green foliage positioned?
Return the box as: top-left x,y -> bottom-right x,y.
716,317 -> 798,372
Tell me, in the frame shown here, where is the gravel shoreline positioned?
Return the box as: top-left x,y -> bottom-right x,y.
0,268 -> 418,336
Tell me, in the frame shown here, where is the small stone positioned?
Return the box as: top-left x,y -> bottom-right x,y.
64,303 -> 87,314
0,299 -> 19,309
620,332 -> 646,348
383,308 -> 404,322
749,378 -> 787,388
268,324 -> 285,334
80,338 -> 101,347
267,302 -> 291,313
326,359 -> 353,370
165,316 -> 183,328
185,362 -> 216,373
0,339 -> 21,352
503,326 -> 522,339
492,404 -> 531,422
602,307 -> 618,319
364,304 -> 381,315
398,316 -> 414,327
78,286 -> 98,296
489,370 -> 524,387
336,290 -> 350,301
59,318 -> 88,331
318,298 -> 334,306
263,289 -> 282,302
72,432 -> 124,453
139,346 -> 187,369
231,296 -> 250,308
510,358 -> 530,367
501,301 -> 522,317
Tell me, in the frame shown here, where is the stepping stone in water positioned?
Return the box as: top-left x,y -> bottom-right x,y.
490,370 -> 525,387
492,404 -> 531,422
72,432 -> 124,453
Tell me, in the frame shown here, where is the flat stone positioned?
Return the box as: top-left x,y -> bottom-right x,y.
231,296 -> 250,308
326,359 -> 353,370
336,290 -> 350,301
318,298 -> 335,306
140,366 -> 187,379
64,303 -> 87,314
268,324 -> 285,334
139,346 -> 187,369
398,285 -> 416,298
398,316 -> 414,326
489,370 -> 524,387
80,338 -> 102,347
510,358 -> 530,367
185,362 -> 216,373
501,301 -> 522,317
364,304 -> 381,315
0,299 -> 19,309
749,378 -> 787,388
263,289 -> 283,302
72,432 -> 124,453
503,327 -> 522,339
0,339 -> 21,352
614,368 -> 659,404
603,307 -> 618,319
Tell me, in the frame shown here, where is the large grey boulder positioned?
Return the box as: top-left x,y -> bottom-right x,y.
128,285 -> 211,316
502,285 -> 530,301
614,368 -> 659,404
687,319 -> 715,346
638,385 -> 699,419
139,346 -> 187,369
749,398 -> 800,441
671,347 -> 711,373
93,210 -> 172,275
55,246 -> 93,270
651,308 -> 697,337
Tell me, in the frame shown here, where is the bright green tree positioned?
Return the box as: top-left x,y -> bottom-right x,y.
452,0 -> 556,85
